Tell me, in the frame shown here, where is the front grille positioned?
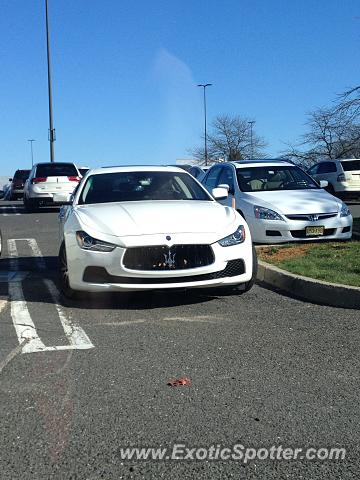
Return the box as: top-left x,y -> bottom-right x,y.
286,213 -> 338,221
123,244 -> 215,271
290,228 -> 336,239
83,259 -> 245,284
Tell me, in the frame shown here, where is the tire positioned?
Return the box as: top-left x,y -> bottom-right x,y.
24,197 -> 38,212
59,242 -> 80,299
242,245 -> 258,292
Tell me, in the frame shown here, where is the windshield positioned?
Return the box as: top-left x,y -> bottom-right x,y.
236,166 -> 319,192
14,170 -> 30,180
79,171 -> 212,204
36,163 -> 78,177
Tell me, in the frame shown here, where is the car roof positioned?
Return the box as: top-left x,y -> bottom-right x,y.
228,159 -> 295,169
88,165 -> 187,175
34,162 -> 77,166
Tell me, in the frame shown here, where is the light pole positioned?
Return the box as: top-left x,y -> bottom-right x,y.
197,83 -> 212,166
248,121 -> 255,160
28,139 -> 35,167
45,0 -> 55,162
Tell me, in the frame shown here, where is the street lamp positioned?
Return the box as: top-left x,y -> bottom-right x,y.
45,0 -> 55,162
197,83 -> 212,166
28,139 -> 36,167
248,121 -> 255,160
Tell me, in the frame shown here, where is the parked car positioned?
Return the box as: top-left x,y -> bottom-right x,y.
189,165 -> 206,180
201,160 -> 352,243
3,184 -> 11,200
8,169 -> 30,200
307,159 -> 360,199
58,166 -> 256,298
23,162 -> 81,212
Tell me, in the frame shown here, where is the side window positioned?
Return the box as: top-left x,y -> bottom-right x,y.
217,167 -> 235,192
308,164 -> 319,175
317,162 -> 337,174
204,166 -> 222,189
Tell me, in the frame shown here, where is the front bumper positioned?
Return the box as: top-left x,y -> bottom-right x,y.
248,215 -> 353,244
65,238 -> 254,292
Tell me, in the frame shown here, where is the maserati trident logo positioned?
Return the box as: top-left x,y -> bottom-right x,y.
309,214 -> 319,222
163,249 -> 176,268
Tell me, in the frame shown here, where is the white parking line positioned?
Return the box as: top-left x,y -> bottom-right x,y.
44,279 -> 94,349
6,238 -> 94,354
7,238 -> 46,270
0,299 -> 8,313
2,206 -> 21,216
8,281 -> 48,352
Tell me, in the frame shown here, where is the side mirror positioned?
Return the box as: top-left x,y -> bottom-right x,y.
319,180 -> 329,188
212,186 -> 229,200
217,183 -> 235,195
9,178 -> 12,182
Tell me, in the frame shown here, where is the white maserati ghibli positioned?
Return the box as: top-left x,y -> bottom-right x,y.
58,166 -> 256,298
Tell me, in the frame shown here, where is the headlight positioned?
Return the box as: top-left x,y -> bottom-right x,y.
340,203 -> 351,217
254,205 -> 284,221
76,231 -> 116,252
218,225 -> 246,247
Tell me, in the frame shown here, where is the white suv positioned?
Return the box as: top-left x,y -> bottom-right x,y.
307,159 -> 360,200
23,162 -> 81,211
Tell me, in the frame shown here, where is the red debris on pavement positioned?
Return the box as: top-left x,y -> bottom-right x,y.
167,377 -> 191,387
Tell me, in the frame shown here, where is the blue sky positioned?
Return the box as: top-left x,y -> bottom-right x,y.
0,0 -> 359,174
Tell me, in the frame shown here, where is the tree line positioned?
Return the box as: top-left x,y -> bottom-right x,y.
191,86 -> 360,167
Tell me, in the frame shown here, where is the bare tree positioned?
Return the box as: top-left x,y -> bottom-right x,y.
283,88 -> 360,167
190,114 -> 268,165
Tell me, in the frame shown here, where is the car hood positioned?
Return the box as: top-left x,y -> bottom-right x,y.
74,200 -> 237,237
244,189 -> 341,215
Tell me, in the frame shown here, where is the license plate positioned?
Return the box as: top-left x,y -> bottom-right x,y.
306,226 -> 324,236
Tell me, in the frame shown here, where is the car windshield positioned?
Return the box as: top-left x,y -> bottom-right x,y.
236,166 -> 319,192
79,171 -> 212,204
36,163 -> 78,177
14,170 -> 30,180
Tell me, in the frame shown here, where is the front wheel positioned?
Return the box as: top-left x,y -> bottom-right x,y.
59,243 -> 80,299
242,245 -> 258,292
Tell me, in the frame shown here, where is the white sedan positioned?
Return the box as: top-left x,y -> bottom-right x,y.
201,160 -> 353,244
58,166 -> 256,297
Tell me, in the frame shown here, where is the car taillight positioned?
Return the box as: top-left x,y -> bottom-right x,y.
68,176 -> 81,182
337,173 -> 346,182
31,177 -> 47,184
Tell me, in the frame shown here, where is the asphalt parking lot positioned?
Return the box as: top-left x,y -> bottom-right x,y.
0,201 -> 359,479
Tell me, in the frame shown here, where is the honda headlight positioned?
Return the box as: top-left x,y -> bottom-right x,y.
76,231 -> 116,252
218,225 -> 246,247
340,203 -> 351,217
254,206 -> 284,221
